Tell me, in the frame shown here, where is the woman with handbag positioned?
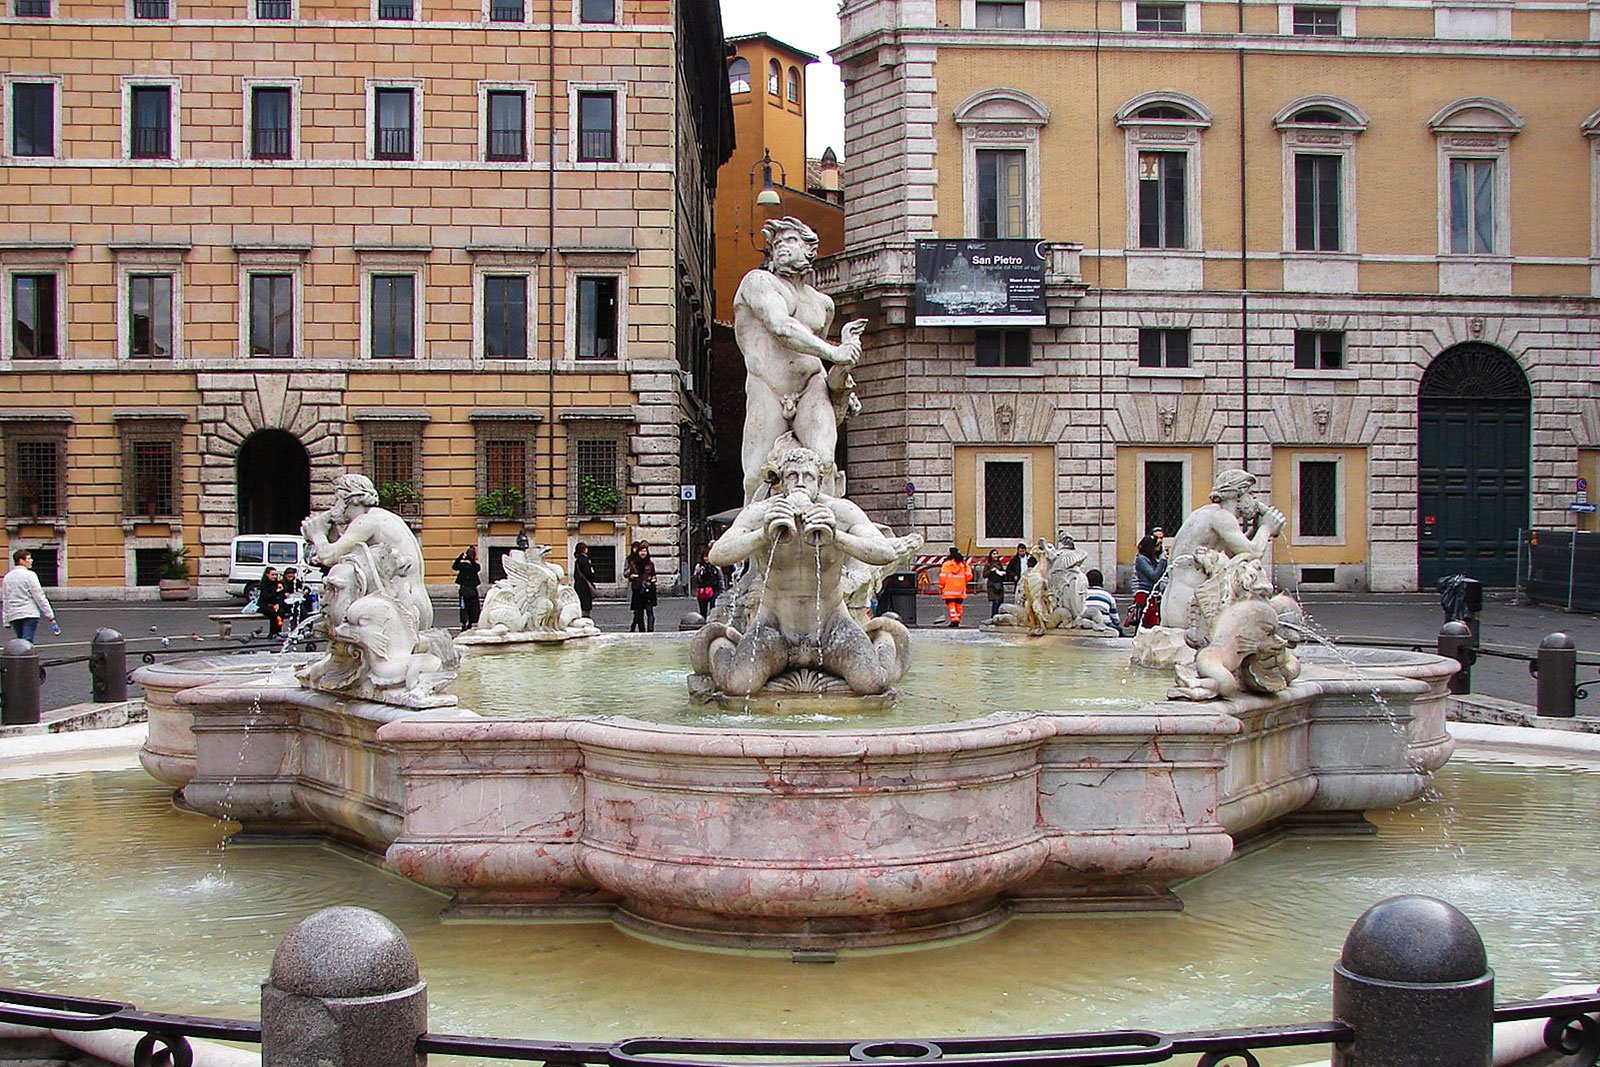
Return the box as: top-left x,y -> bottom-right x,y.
692,548 -> 724,618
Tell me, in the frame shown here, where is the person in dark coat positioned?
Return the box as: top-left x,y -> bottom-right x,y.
624,541 -> 658,632
692,548 -> 725,618
452,546 -> 482,630
257,566 -> 285,637
573,541 -> 599,619
982,548 -> 1008,618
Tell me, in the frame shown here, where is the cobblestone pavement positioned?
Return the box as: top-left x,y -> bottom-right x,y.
17,588 -> 1598,715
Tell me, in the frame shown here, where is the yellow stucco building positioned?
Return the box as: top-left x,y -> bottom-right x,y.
827,0 -> 1599,590
0,0 -> 732,596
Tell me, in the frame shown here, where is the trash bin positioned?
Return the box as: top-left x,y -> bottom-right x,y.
877,571 -> 919,626
1438,574 -> 1483,647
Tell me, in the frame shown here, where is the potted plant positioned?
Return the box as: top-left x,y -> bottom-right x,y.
578,475 -> 623,516
475,487 -> 526,521
378,480 -> 422,518
158,545 -> 192,601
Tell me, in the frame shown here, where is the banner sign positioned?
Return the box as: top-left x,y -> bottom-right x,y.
914,239 -> 1046,326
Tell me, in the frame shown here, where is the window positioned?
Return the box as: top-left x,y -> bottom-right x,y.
11,439 -> 61,518
1291,5 -> 1339,33
489,0 -> 523,17
370,274 -> 415,358
576,91 -> 615,162
727,58 -> 751,94
251,87 -> 292,160
578,0 -> 613,21
1143,460 -> 1185,538
982,460 -> 1025,541
786,66 -> 800,103
1137,327 -> 1189,369
576,276 -> 618,359
374,88 -> 414,160
130,86 -> 172,160
11,82 -> 55,157
13,0 -> 49,15
975,328 -> 1030,368
249,273 -> 293,356
377,0 -> 412,17
1298,460 -> 1338,538
11,274 -> 58,359
485,90 -> 525,161
571,437 -> 621,515
128,274 -> 173,358
586,544 -> 617,583
976,149 -> 1027,239
371,439 -> 417,509
974,0 -> 1024,25
1294,154 -> 1341,251
127,440 -> 176,517
1449,159 -> 1495,254
256,0 -> 290,16
1138,151 -> 1186,248
132,547 -> 166,587
133,0 -> 170,17
1293,329 -> 1343,370
1135,3 -> 1185,31
767,60 -> 781,96
483,275 -> 527,358
485,440 -> 527,499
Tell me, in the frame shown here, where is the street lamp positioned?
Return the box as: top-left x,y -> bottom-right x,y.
754,146 -> 784,206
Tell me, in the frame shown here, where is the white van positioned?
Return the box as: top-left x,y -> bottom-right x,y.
226,535 -> 323,598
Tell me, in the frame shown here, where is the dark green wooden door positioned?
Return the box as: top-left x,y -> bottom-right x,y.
1417,344 -> 1530,588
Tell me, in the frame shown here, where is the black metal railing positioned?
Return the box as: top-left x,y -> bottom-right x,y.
578,128 -> 615,162
374,126 -> 413,159
133,0 -> 169,17
255,0 -> 290,16
130,124 -> 171,159
488,0 -> 522,19
252,124 -> 291,159
376,0 -> 411,16
3,987 -> 1598,1067
487,127 -> 525,161
13,0 -> 51,15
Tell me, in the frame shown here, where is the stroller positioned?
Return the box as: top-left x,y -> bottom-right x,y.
1125,574 -> 1167,633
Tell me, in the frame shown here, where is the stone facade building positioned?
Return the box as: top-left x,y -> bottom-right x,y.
0,0 -> 731,595
826,0 -> 1599,591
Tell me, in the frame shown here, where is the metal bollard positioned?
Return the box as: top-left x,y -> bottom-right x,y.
89,628 -> 128,703
1333,895 -> 1494,1067
1437,622 -> 1475,695
1,638 -> 42,726
1528,632 -> 1576,719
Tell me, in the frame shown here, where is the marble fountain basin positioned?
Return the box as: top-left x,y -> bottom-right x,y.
133,634 -> 1456,950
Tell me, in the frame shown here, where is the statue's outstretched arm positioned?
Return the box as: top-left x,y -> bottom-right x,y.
708,509 -> 768,566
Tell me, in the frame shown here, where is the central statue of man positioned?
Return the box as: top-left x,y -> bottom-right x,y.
732,216 -> 867,503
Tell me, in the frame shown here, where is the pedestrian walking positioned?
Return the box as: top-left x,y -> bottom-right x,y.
1,548 -> 56,642
1005,541 -> 1032,600
572,541 -> 599,619
452,546 -> 482,630
625,541 -> 658,632
693,548 -> 724,618
982,548 -> 1008,618
938,546 -> 974,628
1084,569 -> 1124,635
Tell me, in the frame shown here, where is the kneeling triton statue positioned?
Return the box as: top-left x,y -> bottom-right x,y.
689,447 -> 911,702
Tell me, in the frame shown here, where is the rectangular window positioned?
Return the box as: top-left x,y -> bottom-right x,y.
573,438 -> 620,514
13,0 -> 50,15
1291,5 -> 1339,34
1138,151 -> 1186,248
130,86 -> 172,160
371,439 -> 417,501
485,90 -> 526,161
1137,327 -> 1190,369
128,440 -> 176,517
256,0 -> 291,16
483,274 -> 528,358
974,0 -> 1024,27
11,82 -> 55,157
1449,158 -> 1495,254
251,87 -> 292,160
374,88 -> 414,160
488,0 -> 522,19
587,544 -> 617,583
1135,2 -> 1185,31
578,0 -> 614,21
12,274 -> 58,359
377,0 -> 412,17
975,328 -> 1030,368
128,274 -> 173,358
1298,460 -> 1338,537
1293,329 -> 1343,371
576,91 -> 616,162
1294,154 -> 1341,251
976,148 -> 1026,239
576,275 -> 618,359
13,440 -> 60,517
370,274 -> 415,359
485,440 -> 527,495
1143,460 -> 1185,538
133,0 -> 169,17
133,547 -> 166,587
982,460 -> 1025,542
249,273 -> 293,357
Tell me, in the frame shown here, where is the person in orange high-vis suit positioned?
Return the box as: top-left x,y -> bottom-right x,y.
938,547 -> 974,628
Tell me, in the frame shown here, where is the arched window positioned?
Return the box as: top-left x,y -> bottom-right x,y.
1428,98 -> 1522,264
767,60 -> 781,95
1271,96 -> 1368,267
1115,92 -> 1213,260
953,88 -> 1050,239
727,57 -> 750,94
786,66 -> 800,104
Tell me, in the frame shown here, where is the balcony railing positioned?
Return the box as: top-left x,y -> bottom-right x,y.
488,0 -> 522,19
486,127 -> 525,162
13,0 -> 51,15
255,0 -> 290,16
252,125 -> 291,160
133,0 -> 169,17
376,0 -> 412,17
374,126 -> 413,160
577,128 -> 614,162
130,125 -> 171,160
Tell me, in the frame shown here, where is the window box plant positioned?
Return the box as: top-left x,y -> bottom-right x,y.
577,475 -> 623,516
475,486 -> 526,521
378,480 -> 423,519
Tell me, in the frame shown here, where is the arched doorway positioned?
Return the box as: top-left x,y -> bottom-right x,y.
236,429 -> 311,534
1417,342 -> 1530,587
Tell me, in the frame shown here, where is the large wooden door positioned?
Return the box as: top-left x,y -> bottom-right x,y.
1417,344 -> 1530,587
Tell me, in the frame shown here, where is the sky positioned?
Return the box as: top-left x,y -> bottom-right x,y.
717,0 -> 847,159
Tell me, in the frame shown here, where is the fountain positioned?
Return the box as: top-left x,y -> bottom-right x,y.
456,545 -> 601,646
131,221 -> 1458,951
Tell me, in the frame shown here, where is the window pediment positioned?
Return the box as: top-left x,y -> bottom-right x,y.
1273,95 -> 1368,132
1428,97 -> 1523,135
1115,91 -> 1212,129
953,88 -> 1051,128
